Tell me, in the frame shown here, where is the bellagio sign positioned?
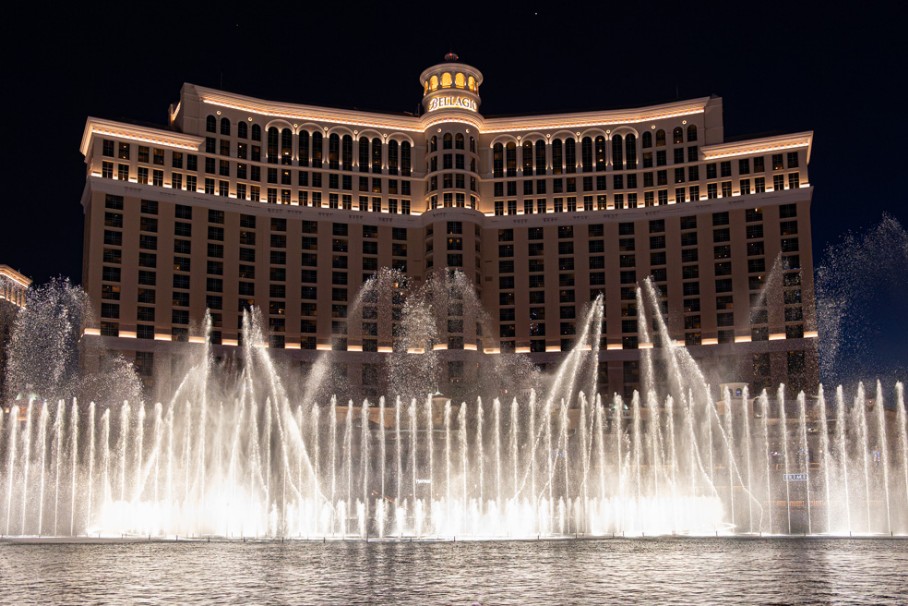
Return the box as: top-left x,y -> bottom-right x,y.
427,96 -> 478,112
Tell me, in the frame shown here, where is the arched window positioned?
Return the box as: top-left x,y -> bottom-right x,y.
430,75 -> 439,91
237,121 -> 248,139
401,141 -> 411,176
523,141 -> 534,176
625,134 -> 637,169
251,124 -> 261,141
430,136 -> 437,153
581,137 -> 593,173
468,75 -> 476,91
552,139 -> 563,175
470,137 -> 476,153
371,138 -> 382,173
298,130 -> 309,167
311,131 -> 322,166
470,158 -> 476,172
673,127 -> 684,144
612,135 -> 624,169
455,73 -> 465,88
388,140 -> 399,175
506,142 -> 517,177
441,72 -> 452,88
328,133 -> 340,169
642,131 -> 652,148
455,133 -> 464,150
535,140 -> 547,176
341,135 -> 353,171
687,124 -> 698,142
565,138 -> 577,174
267,127 -> 279,163
281,128 -> 292,165
595,136 -> 606,171
655,129 -> 665,147
492,143 -> 503,178
206,115 -> 217,133
220,117 -> 230,136
443,133 -> 453,150
356,139 -> 368,173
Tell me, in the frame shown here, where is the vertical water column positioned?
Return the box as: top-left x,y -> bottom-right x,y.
52,400 -> 64,536
834,386 -> 852,533
874,381 -> 892,533
69,401 -> 79,536
20,400 -> 34,535
797,392 -> 811,534
4,405 -> 18,536
897,383 -> 908,532
815,387 -> 831,533
777,386 -> 791,534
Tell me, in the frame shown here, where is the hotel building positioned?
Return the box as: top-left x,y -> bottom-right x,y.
79,54 -> 818,400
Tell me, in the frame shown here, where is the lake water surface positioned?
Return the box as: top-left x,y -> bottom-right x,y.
1,537 -> 906,604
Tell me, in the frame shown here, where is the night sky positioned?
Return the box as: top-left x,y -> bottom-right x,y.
3,2 -> 906,375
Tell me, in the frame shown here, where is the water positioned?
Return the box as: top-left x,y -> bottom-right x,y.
1,272 -> 907,539
1,538 -> 907,604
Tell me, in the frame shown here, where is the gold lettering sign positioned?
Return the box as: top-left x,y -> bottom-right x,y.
427,96 -> 477,112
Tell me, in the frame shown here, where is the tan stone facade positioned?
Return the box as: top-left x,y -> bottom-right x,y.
79,58 -> 818,401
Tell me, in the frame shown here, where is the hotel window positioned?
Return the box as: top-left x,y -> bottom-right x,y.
772,154 -> 784,170
656,150 -> 666,166
754,177 -> 765,193
172,173 -> 183,190
707,183 -> 718,199
773,175 -> 785,191
625,135 -> 637,169
788,173 -> 800,188
535,140 -> 547,175
298,131 -> 309,166
721,181 -> 732,197
311,131 -> 323,166
740,179 -> 751,195
688,185 -> 700,201
552,139 -> 563,174
565,138 -> 577,174
523,141 -> 534,175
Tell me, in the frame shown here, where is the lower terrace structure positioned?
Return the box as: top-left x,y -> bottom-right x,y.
1,265 -> 31,403
79,54 -> 817,401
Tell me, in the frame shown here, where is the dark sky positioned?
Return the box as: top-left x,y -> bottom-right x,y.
3,2 -> 904,282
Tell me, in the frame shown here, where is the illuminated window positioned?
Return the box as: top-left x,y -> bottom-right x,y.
455,72 -> 465,88
468,75 -> 476,90
441,72 -> 453,88
430,75 -> 438,91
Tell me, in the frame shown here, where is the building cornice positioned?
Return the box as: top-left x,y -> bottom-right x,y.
0,265 -> 31,288
80,117 -> 204,157
479,98 -> 713,134
701,132 -> 814,162
191,84 -> 714,135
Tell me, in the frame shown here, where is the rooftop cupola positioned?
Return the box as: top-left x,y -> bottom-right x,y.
419,53 -> 483,115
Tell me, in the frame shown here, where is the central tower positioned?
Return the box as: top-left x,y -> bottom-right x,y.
419,52 -> 484,115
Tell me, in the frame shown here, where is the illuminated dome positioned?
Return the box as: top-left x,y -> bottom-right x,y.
419,53 -> 483,114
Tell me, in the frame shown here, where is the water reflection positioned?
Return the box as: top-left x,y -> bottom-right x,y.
1,539 -> 906,605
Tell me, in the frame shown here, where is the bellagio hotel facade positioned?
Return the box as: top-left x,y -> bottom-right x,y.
79,55 -> 818,401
